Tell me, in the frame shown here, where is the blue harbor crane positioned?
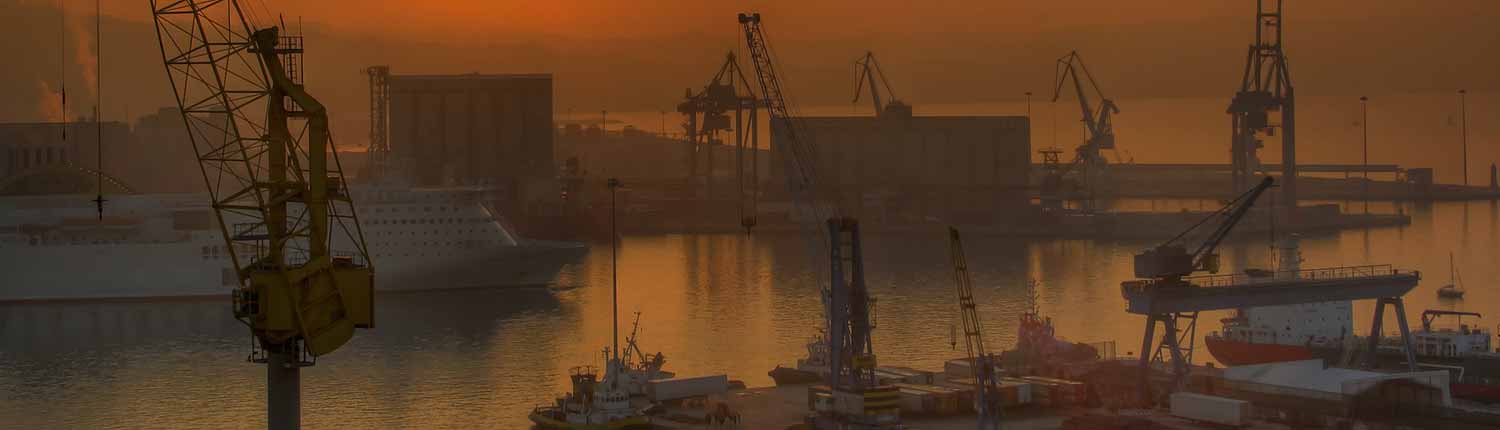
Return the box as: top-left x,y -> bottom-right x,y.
739,12 -> 901,430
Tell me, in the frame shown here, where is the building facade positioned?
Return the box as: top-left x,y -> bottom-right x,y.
776,115 -> 1030,223
388,73 -> 555,187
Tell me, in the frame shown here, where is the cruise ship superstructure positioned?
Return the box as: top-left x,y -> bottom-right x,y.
1,186 -> 583,302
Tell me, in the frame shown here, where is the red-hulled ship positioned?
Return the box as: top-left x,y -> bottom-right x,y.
1206,304 -> 1500,402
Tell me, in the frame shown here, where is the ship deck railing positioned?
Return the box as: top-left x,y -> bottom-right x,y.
1122,264 -> 1420,315
1124,264 -> 1405,292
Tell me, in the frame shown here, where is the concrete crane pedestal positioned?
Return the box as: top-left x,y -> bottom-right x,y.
1121,265 -> 1422,403
267,349 -> 301,430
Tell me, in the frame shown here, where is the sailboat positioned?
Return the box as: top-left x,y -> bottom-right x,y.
1438,252 -> 1466,299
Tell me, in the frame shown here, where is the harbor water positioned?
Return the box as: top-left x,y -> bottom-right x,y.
2,200 -> 1498,428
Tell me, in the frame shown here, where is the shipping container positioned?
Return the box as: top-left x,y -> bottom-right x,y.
945,358 -> 975,380
1020,376 -> 1085,407
646,375 -> 728,403
880,366 -> 936,385
890,383 -> 962,416
1170,392 -> 1249,427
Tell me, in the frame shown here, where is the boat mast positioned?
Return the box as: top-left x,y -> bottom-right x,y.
1450,252 -> 1456,285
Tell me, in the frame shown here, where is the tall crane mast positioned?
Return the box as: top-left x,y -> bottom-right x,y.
151,2 -> 374,429
738,12 -> 900,430
852,51 -> 912,119
949,228 -> 1003,430
1228,0 -> 1294,207
676,52 -> 761,232
1050,51 -> 1118,210
365,65 -> 391,180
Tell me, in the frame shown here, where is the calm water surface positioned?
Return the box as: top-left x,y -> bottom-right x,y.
3,200 -> 1498,428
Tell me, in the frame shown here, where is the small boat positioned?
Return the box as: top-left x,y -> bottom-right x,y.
1439,252 -> 1466,299
618,312 -> 673,396
529,214 -> 653,429
767,333 -> 831,385
529,359 -> 652,429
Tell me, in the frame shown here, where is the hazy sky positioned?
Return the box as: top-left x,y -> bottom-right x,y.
6,0 -> 1498,150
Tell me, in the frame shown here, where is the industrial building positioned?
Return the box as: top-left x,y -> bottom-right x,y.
776,114 -> 1030,224
0,120 -> 132,195
388,73 -> 555,187
385,73 -> 558,232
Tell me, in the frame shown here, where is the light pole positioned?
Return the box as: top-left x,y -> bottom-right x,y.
1361,96 -> 1368,215
607,177 -> 621,386
659,110 -> 666,137
1460,89 -> 1469,186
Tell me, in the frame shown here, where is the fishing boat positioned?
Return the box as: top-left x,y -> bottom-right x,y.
1438,252 -> 1466,299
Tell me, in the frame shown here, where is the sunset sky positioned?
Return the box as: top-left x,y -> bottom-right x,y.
5,0 -> 1498,152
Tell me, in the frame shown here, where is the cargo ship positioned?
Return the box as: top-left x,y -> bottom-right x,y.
0,186 -> 585,302
1207,303 -> 1500,401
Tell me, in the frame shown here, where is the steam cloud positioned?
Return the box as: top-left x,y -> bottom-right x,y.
36,80 -> 65,122
66,2 -> 98,116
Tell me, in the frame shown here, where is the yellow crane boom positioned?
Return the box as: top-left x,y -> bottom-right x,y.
151,2 -> 373,428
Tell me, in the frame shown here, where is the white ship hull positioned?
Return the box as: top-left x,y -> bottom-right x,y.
0,189 -> 585,302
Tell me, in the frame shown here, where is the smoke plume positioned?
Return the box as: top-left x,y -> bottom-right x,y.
37,80 -> 65,122
67,5 -> 97,114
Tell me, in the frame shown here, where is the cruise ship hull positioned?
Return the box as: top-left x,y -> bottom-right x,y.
1,190 -> 585,302
0,240 -> 583,302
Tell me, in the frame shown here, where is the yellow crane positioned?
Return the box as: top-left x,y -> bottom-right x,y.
948,228 -> 1003,430
150,2 -> 373,429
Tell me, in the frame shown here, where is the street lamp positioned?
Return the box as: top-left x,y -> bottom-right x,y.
1360,96 -> 1368,215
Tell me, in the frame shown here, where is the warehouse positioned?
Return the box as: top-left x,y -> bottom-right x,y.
776,115 -> 1030,223
388,73 -> 555,187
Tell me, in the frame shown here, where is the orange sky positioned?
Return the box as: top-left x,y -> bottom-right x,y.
81,1 -> 1495,43
9,0 -> 1499,139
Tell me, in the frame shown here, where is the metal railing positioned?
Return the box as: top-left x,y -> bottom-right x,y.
1185,264 -> 1405,288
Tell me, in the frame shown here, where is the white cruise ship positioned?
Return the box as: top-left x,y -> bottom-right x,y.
0,187 -> 585,302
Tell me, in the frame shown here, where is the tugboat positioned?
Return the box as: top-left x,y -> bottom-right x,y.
529,352 -> 652,429
1438,252 -> 1466,299
530,180 -> 653,428
618,312 -> 673,396
1000,280 -> 1100,374
768,332 -> 831,385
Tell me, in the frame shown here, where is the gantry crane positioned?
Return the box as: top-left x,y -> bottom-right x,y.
1048,51 -> 1119,211
1228,0 -> 1295,205
949,228 -> 1003,430
738,12 -> 900,430
676,52 -> 761,232
151,2 -> 373,429
852,51 -> 912,119
365,65 -> 391,180
1130,176 -> 1272,397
